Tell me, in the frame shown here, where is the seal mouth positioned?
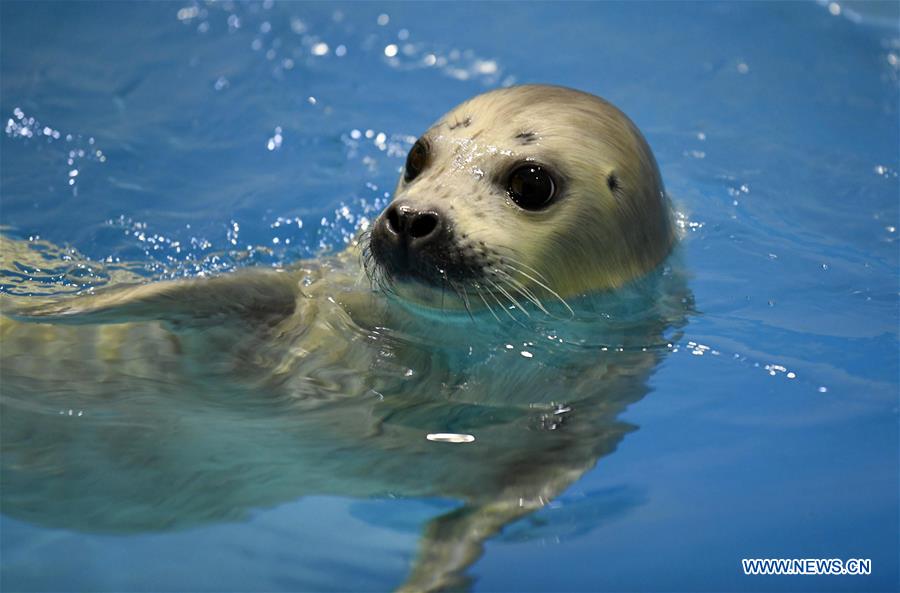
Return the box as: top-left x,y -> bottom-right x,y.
361,223 -> 574,320
361,202 -> 575,318
367,224 -> 483,287
363,202 -> 491,292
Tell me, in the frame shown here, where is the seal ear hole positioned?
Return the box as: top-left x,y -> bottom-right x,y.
607,173 -> 620,193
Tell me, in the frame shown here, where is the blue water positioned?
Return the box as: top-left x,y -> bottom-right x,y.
1,1 -> 898,592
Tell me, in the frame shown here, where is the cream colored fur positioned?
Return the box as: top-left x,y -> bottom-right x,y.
0,85 -> 687,593
384,84 -> 674,308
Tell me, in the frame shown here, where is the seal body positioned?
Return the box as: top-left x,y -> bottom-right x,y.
0,85 -> 688,592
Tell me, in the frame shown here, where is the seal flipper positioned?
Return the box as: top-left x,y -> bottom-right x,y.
4,270 -> 299,326
396,464 -> 589,593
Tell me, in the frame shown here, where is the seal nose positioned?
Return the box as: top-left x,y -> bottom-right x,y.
383,203 -> 442,245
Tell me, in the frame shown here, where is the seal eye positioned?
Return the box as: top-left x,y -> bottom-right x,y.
507,164 -> 556,210
404,139 -> 429,182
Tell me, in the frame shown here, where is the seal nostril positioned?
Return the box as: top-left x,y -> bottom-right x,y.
386,206 -> 401,235
409,213 -> 438,239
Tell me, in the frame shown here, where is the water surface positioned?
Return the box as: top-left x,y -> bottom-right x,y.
1,2 -> 898,591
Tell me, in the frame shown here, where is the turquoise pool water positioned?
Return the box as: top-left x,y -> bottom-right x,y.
1,2 -> 898,591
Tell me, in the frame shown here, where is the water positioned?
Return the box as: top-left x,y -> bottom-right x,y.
1,1 -> 898,592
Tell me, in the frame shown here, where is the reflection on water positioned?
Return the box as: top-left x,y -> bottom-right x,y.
0,235 -> 692,590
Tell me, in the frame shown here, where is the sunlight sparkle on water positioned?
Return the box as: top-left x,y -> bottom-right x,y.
426,433 -> 475,444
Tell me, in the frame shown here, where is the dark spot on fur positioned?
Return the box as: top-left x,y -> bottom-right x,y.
448,116 -> 472,130
515,131 -> 537,145
607,173 -> 620,193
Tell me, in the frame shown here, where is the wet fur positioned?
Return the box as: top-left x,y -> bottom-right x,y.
0,85 -> 686,592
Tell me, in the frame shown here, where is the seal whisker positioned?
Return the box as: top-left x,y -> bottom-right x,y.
359,240 -> 372,278
506,279 -> 550,316
486,277 -> 530,318
372,265 -> 395,298
474,285 -> 502,323
451,280 -> 476,322
492,269 -> 550,315
500,263 -> 575,319
482,281 -> 520,323
491,251 -> 551,283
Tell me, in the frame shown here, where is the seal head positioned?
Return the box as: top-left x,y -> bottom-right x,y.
368,84 -> 674,312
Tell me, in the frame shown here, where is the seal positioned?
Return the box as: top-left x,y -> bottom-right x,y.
365,84 -> 675,313
0,85 -> 688,593
5,85 -> 674,324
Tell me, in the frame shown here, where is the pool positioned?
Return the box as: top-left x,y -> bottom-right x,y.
1,1 -> 898,591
